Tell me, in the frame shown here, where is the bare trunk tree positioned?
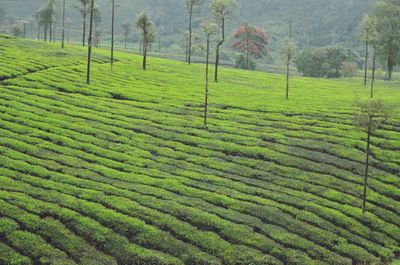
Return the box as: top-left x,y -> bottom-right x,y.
158,34 -> 161,53
185,35 -> 188,62
44,25 -> 48,42
245,30 -> 250,69
364,29 -> 369,86
49,21 -> 52,42
370,47 -> 376,98
286,21 -> 292,100
143,36 -> 147,70
82,5 -> 87,46
86,0 -> 95,84
52,22 -> 56,42
111,0 -> 115,71
204,34 -> 210,129
67,23 -> 70,43
188,3 -> 193,64
61,0 -> 66,48
362,117 -> 372,218
37,24 -> 41,40
214,16 -> 225,82
387,57 -> 393,81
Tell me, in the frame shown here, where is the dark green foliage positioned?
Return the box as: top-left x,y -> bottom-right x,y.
295,46 -> 357,78
234,54 -> 256,70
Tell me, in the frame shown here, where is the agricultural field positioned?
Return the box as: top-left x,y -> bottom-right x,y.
0,35 -> 399,265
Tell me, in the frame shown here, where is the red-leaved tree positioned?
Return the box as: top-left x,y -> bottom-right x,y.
232,24 -> 269,70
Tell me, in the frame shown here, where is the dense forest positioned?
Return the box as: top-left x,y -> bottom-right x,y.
1,0 -> 377,50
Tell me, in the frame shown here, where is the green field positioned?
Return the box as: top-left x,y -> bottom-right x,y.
0,35 -> 399,265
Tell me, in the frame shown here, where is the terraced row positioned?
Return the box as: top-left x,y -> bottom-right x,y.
0,36 -> 399,265
0,87 -> 399,264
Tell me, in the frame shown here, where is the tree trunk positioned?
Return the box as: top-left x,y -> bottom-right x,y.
185,37 -> 188,62
364,29 -> 369,86
158,34 -> 161,53
86,0 -> 95,84
139,39 -> 142,55
188,3 -> 193,65
246,31 -> 250,70
37,25 -> 41,41
23,23 -> 26,38
111,0 -> 115,71
67,25 -> 70,43
143,36 -> 147,70
44,25 -> 47,42
204,35 -> 210,130
125,35 -> 127,49
61,0 -> 65,48
286,21 -> 292,100
214,16 -> 225,82
52,22 -> 56,42
362,118 -> 372,218
82,7 -> 87,46
49,22 -> 52,43
371,47 -> 376,98
387,57 -> 393,81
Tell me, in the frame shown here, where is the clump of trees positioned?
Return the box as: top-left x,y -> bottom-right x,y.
35,0 -> 55,42
360,0 -> 400,82
232,24 -> 269,70
295,46 -> 357,78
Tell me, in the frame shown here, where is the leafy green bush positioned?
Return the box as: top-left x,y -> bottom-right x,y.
295,46 -> 357,78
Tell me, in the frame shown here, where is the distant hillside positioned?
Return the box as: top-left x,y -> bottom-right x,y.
1,0 -> 378,49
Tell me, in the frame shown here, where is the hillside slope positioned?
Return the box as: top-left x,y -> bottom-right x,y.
0,36 -> 399,265
1,0 -> 377,48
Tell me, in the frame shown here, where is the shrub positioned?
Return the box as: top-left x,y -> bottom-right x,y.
295,46 -> 355,78
235,55 -> 257,70
340,62 -> 358,77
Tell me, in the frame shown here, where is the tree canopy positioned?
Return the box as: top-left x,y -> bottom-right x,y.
366,0 -> 400,80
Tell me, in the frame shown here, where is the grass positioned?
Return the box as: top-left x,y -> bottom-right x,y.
0,35 -> 399,265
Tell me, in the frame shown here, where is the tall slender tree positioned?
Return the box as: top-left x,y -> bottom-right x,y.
76,0 -> 90,46
66,19 -> 72,43
48,0 -> 56,43
86,0 -> 95,84
286,21 -> 292,99
110,0 -> 115,71
61,0 -> 66,48
211,0 -> 237,82
354,99 -> 389,218
122,21 -> 132,49
185,0 -> 204,64
371,0 -> 400,81
364,29 -> 369,86
201,22 -> 218,130
361,15 -> 379,97
136,12 -> 154,70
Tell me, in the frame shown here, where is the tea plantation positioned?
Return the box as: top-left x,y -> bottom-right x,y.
0,35 -> 399,265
